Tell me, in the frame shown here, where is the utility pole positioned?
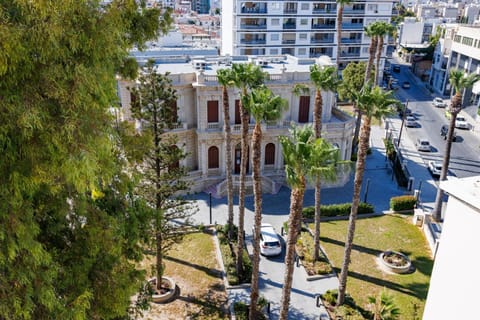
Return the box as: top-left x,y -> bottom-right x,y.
397,99 -> 409,147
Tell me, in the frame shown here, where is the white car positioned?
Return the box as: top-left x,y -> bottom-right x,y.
416,138 -> 431,152
428,161 -> 442,177
455,115 -> 469,129
405,116 -> 416,127
432,98 -> 447,108
257,223 -> 282,256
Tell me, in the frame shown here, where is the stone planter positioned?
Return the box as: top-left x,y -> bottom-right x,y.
148,276 -> 177,303
379,251 -> 412,274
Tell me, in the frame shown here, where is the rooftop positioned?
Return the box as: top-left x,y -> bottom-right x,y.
440,175 -> 480,211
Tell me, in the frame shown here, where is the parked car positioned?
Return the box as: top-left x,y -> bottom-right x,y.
405,116 -> 417,127
455,115 -> 469,129
416,138 -> 431,152
440,124 -> 457,141
257,223 -> 282,256
428,161 -> 442,177
402,81 -> 410,89
433,97 -> 447,108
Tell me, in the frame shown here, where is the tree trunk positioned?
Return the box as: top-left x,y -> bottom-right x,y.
336,5 -> 344,68
249,123 -> 263,320
365,37 -> 377,83
351,103 -> 361,156
156,232 -> 163,291
236,93 -> 249,277
222,85 -> 234,240
313,88 -> 323,261
279,179 -> 306,320
337,116 -> 372,306
432,95 -> 461,221
375,36 -> 384,86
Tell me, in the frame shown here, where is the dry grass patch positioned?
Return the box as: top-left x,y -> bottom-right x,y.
139,231 -> 228,320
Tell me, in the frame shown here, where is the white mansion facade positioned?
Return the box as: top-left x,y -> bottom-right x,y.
117,54 -> 355,196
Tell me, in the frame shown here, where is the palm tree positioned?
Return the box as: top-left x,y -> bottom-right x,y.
374,22 -> 395,86
217,68 -> 235,240
242,86 -> 287,319
278,125 -> 324,320
431,69 -> 480,221
337,85 -> 397,306
336,0 -> 352,69
367,289 -> 401,320
309,64 -> 339,261
230,63 -> 267,277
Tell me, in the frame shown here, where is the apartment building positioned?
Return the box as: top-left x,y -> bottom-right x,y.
220,0 -> 396,69
117,54 -> 354,196
430,24 -> 480,106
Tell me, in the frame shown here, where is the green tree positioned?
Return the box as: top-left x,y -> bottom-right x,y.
431,69 -> 480,221
374,22 -> 395,85
278,125 -> 328,320
336,0 -> 352,68
230,63 -> 267,277
0,1 -> 170,318
242,86 -> 287,320
128,62 -> 196,292
309,64 -> 340,261
367,289 -> 401,320
337,86 -> 397,306
217,68 -> 235,240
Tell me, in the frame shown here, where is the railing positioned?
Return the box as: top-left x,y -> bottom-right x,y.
283,9 -> 297,14
312,9 -> 336,14
240,8 -> 267,14
283,23 -> 296,29
240,39 -> 267,44
239,24 -> 267,30
282,39 -> 296,44
204,75 -> 218,83
343,9 -> 365,14
341,38 -> 362,44
341,23 -> 364,30
311,38 -> 334,44
232,123 -> 256,132
207,122 -> 220,130
312,24 -> 335,29
340,52 -> 361,57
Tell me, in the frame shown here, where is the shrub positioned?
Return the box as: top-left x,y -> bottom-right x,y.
296,232 -> 332,275
302,202 -> 374,219
383,138 -> 396,160
390,195 -> 416,212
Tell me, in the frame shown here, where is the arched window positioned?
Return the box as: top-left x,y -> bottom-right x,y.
264,143 -> 275,165
208,146 -> 219,169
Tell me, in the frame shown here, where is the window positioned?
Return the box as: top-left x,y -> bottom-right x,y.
271,18 -> 280,26
298,48 -> 306,55
454,35 -> 461,43
301,3 -> 309,10
462,37 -> 473,46
208,146 -> 219,168
271,33 -> 279,41
235,100 -> 241,124
207,100 -> 219,123
265,143 -> 275,165
299,33 -> 307,40
298,96 -> 310,123
270,48 -> 279,55
367,4 -> 378,11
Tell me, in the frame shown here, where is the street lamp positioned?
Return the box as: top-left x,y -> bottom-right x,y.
209,192 -> 212,225
397,99 -> 409,148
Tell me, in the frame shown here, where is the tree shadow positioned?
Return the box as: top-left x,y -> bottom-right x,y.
176,284 -> 229,319
319,235 -> 383,257
164,255 -> 223,279
410,255 -> 434,277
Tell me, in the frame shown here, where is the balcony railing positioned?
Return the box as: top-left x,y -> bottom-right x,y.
340,38 -> 362,44
239,24 -> 267,30
312,9 -> 336,14
343,9 -> 365,14
240,7 -> 267,14
283,9 -> 297,14
312,23 -> 335,29
282,39 -> 296,44
340,52 -> 361,57
240,39 -> 267,45
311,38 -> 334,44
283,23 -> 296,29
341,23 -> 364,30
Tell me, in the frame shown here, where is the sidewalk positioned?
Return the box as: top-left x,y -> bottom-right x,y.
189,123 -> 409,319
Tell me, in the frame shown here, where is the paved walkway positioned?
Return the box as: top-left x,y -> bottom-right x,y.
189,122 -> 413,319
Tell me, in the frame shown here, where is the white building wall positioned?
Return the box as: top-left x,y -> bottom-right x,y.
220,0 -> 233,55
423,176 -> 480,320
399,19 -> 424,45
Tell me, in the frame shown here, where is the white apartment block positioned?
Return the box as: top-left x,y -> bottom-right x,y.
423,176 -> 480,319
117,55 -> 354,196
430,24 -> 480,106
220,0 -> 396,69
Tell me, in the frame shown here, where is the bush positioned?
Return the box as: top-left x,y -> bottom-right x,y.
390,195 -> 416,212
383,138 -> 396,160
216,225 -> 251,285
302,202 -> 374,219
296,232 -> 332,275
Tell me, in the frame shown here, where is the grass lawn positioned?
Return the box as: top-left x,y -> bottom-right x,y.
314,214 -> 433,319
139,231 -> 228,320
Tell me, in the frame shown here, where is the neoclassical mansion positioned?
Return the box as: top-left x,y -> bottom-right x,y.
117,54 -> 354,196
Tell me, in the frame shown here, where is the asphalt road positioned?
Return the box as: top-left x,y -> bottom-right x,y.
388,63 -> 480,179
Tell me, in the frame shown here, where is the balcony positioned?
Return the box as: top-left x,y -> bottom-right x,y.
341,23 -> 364,30
343,9 -> 365,14
340,52 -> 361,58
239,24 -> 267,30
283,23 -> 296,29
311,37 -> 334,44
240,39 -> 267,45
340,38 -> 362,44
282,39 -> 296,44
312,8 -> 336,14
241,7 -> 267,14
312,23 -> 335,30
284,9 -> 297,14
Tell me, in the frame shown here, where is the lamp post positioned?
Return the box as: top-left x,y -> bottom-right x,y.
397,99 -> 409,148
363,178 -> 370,203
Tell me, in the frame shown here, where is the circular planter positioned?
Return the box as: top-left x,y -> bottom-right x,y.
379,251 -> 412,274
148,277 -> 177,303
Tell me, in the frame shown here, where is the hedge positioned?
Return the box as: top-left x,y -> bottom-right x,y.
302,202 -> 375,219
390,195 -> 416,212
